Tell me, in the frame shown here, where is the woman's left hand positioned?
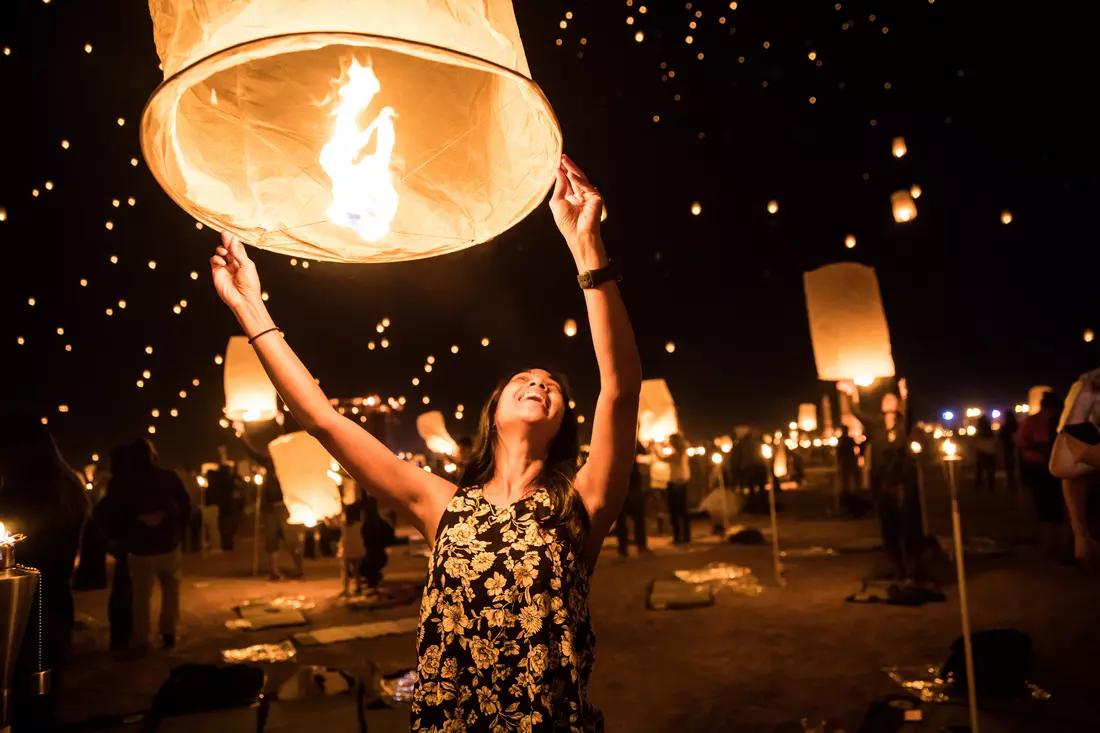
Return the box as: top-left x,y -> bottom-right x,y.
550,155 -> 604,251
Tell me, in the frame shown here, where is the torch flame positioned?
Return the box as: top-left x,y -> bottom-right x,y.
320,59 -> 399,242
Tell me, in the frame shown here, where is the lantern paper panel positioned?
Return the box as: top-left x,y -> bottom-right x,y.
142,0 -> 562,263
417,411 -> 458,456
803,263 -> 896,383
773,442 -> 788,479
1028,385 -> 1051,416
224,336 -> 279,422
798,403 -> 818,432
638,379 -> 679,443
267,431 -> 344,526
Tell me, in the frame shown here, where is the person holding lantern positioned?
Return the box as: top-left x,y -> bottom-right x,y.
209,155 -> 640,732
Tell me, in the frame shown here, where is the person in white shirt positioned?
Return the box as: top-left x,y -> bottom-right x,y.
666,434 -> 692,544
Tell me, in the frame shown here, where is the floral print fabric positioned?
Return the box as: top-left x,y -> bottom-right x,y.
412,485 -> 602,733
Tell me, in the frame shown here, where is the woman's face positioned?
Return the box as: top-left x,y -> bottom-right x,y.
495,369 -> 566,436
881,393 -> 899,414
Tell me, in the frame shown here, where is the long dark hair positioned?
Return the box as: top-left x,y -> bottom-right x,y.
460,368 -> 586,548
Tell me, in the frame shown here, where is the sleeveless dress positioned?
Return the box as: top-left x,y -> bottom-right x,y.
411,485 -> 603,733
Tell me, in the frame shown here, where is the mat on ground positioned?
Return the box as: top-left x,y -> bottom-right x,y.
293,616 -> 419,646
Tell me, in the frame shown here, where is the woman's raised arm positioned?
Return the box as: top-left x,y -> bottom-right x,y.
548,157 -> 643,549
210,233 -> 456,540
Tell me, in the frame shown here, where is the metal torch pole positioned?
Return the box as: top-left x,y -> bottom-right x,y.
767,461 -> 786,587
916,459 -> 929,537
252,482 -> 262,578
946,457 -> 980,733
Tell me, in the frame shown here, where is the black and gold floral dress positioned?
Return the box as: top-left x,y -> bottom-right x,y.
411,485 -> 603,733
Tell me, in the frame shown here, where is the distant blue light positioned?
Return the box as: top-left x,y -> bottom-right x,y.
942,410 -> 955,421
991,409 -> 1002,419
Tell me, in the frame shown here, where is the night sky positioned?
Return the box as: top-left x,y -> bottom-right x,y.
2,0 -> 1097,468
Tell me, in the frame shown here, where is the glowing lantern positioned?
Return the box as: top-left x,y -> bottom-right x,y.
891,190 -> 917,223
891,136 -> 907,158
803,263 -> 896,383
416,411 -> 458,455
638,379 -> 679,444
690,202 -> 702,216
1027,385 -> 1051,416
767,200 -> 779,214
665,341 -> 676,354
268,432 -> 344,526
1000,209 -> 1013,225
798,403 -> 818,432
909,184 -> 922,199
844,234 -> 856,249
223,336 -> 279,422
564,319 -> 578,337
1085,329 -> 1095,343
141,0 -> 562,263
773,442 -> 788,478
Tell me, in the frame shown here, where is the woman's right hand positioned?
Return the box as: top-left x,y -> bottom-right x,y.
211,231 -> 263,313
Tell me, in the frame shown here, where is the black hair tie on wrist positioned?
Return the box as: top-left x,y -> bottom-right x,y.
248,326 -> 282,345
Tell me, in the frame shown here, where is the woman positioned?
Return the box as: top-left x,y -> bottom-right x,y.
664,434 -> 692,544
0,416 -> 90,730
210,155 -> 641,732
1015,390 -> 1066,561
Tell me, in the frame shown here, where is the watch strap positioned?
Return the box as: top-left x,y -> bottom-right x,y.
578,260 -> 621,289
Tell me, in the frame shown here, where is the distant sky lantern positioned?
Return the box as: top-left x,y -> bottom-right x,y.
1000,209 -> 1013,225
665,341 -> 676,353
481,337 -> 490,347
890,190 -> 917,223
798,403 -> 818,432
767,200 -> 779,214
564,319 -> 578,337
417,411 -> 458,455
909,184 -> 922,199
141,0 -> 561,264
224,336 -> 279,422
891,136 -> 907,158
690,201 -> 702,215
451,345 -> 459,354
844,235 -> 856,249
1085,329 -> 1095,343
638,379 -> 679,443
803,262 -> 896,384
268,431 -> 344,526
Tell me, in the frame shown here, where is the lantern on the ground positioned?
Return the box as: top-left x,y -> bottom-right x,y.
141,0 -> 561,263
638,379 -> 679,444
267,432 -> 343,526
417,411 -> 458,456
891,190 -> 917,222
798,403 -> 818,432
803,263 -> 896,384
224,336 -> 278,422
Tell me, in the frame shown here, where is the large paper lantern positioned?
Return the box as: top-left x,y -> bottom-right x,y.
224,336 -> 278,422
891,190 -> 917,223
416,411 -> 457,456
141,0 -> 562,263
638,379 -> 679,443
267,431 -> 343,526
804,263 -> 896,383
1027,385 -> 1051,416
798,403 -> 818,432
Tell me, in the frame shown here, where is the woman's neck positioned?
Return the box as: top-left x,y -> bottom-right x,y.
486,435 -> 547,502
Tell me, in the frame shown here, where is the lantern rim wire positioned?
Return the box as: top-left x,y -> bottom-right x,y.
141,30 -> 562,262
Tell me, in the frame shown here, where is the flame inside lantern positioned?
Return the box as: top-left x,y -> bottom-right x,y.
319,60 -> 399,242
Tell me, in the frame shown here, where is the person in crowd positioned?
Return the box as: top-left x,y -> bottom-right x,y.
734,429 -> 768,513
176,465 -> 203,553
340,494 -> 367,596
665,433 -> 692,544
209,154 -> 640,731
358,492 -> 395,594
973,415 -> 998,493
615,442 -> 649,556
1000,410 -> 1020,491
97,439 -> 191,651
839,379 -> 921,579
205,463 -> 242,551
97,445 -> 135,651
0,416 -> 90,731
835,425 -> 861,508
1057,371 -> 1100,568
198,467 -> 222,553
1015,390 -> 1067,562
235,422 -> 305,581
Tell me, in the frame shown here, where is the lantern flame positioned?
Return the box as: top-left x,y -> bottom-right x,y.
0,522 -> 25,546
320,59 -> 399,242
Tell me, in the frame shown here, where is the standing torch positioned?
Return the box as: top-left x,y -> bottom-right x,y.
1,522 -> 48,733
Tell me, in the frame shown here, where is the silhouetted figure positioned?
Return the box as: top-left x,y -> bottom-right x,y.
835,425 -> 861,505
1015,391 -> 1067,561
973,416 -> 997,493
96,445 -> 135,650
0,416 -> 90,731
236,425 -> 304,580
734,430 -> 768,513
358,494 -> 393,591
664,434 -> 692,544
97,439 -> 190,651
205,464 -> 243,551
1000,411 -> 1020,491
615,443 -> 649,556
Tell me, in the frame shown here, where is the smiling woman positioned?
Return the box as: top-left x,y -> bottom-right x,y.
208,155 -> 641,732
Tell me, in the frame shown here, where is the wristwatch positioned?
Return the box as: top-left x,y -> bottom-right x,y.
577,260 -> 621,289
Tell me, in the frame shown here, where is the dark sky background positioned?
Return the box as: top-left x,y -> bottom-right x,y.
2,0 -> 1097,468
